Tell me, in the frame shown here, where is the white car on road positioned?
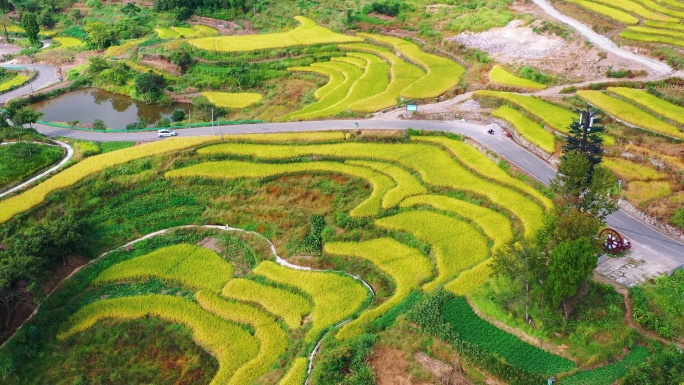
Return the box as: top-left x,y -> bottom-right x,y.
158,129 -> 177,138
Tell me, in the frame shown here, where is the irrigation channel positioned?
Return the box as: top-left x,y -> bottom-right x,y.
1,224 -> 375,384
0,140 -> 73,199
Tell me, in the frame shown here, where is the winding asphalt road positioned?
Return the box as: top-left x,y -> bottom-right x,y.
0,63 -> 57,104
32,119 -> 684,263
530,0 -> 673,75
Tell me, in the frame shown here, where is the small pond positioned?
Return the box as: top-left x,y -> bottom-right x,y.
33,88 -> 187,130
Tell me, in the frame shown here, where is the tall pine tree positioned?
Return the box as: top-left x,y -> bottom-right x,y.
563,109 -> 605,174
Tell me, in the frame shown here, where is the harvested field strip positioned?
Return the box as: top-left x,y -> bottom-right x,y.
358,33 -> 465,99
347,160 -> 427,208
0,74 -> 30,93
283,61 -> 362,120
492,105 -> 556,154
197,141 -> 546,236
279,357 -> 308,385
607,87 -> 684,125
293,53 -> 390,119
325,238 -> 433,339
629,0 -> 684,18
375,210 -> 489,292
341,43 -> 425,112
619,28 -> 684,47
253,261 -> 369,342
58,295 -> 259,385
0,137 -> 219,224
625,25 -> 684,38
643,20 -> 684,30
562,346 -> 650,385
165,159 -> 395,217
222,278 -> 313,329
400,195 -> 513,251
441,297 -> 575,375
202,92 -> 263,108
603,157 -> 666,181
475,90 -> 575,133
489,65 -> 547,90
287,65 -> 345,100
413,136 -> 553,210
577,90 -> 684,139
196,291 -> 289,385
93,244 -> 233,293
189,16 -> 361,52
569,0 -> 639,24
445,260 -> 493,295
586,0 -> 679,21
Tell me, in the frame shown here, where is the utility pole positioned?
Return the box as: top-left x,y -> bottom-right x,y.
211,107 -> 214,136
577,109 -> 595,153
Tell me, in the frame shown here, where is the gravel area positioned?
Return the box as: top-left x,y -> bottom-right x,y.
451,20 -> 564,59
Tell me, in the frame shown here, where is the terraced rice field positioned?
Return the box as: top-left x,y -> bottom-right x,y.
493,105 -> 556,153
489,65 -> 547,90
0,73 -> 31,93
359,33 -> 465,99
202,92 -> 264,108
51,37 -> 85,49
577,90 -> 684,139
569,0 -> 639,24
189,16 -> 362,52
155,25 -> 221,39
564,0 -> 684,48
325,238 -> 433,339
607,87 -> 684,125
4,132 -> 557,384
476,90 -> 576,133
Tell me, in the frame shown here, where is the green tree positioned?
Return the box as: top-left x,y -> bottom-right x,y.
491,239 -> 547,323
87,55 -> 110,74
546,237 -> 597,318
0,253 -> 41,328
12,106 -> 43,128
551,150 -> 617,222
85,21 -> 115,50
564,109 -> 605,172
134,72 -> 165,104
38,8 -> 54,28
0,14 -> 12,43
169,43 -> 193,72
21,12 -> 40,46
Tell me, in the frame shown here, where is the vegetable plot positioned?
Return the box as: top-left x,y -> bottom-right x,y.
441,297 -> 575,375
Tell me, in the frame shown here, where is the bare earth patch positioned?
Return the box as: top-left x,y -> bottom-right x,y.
371,346 -> 427,385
